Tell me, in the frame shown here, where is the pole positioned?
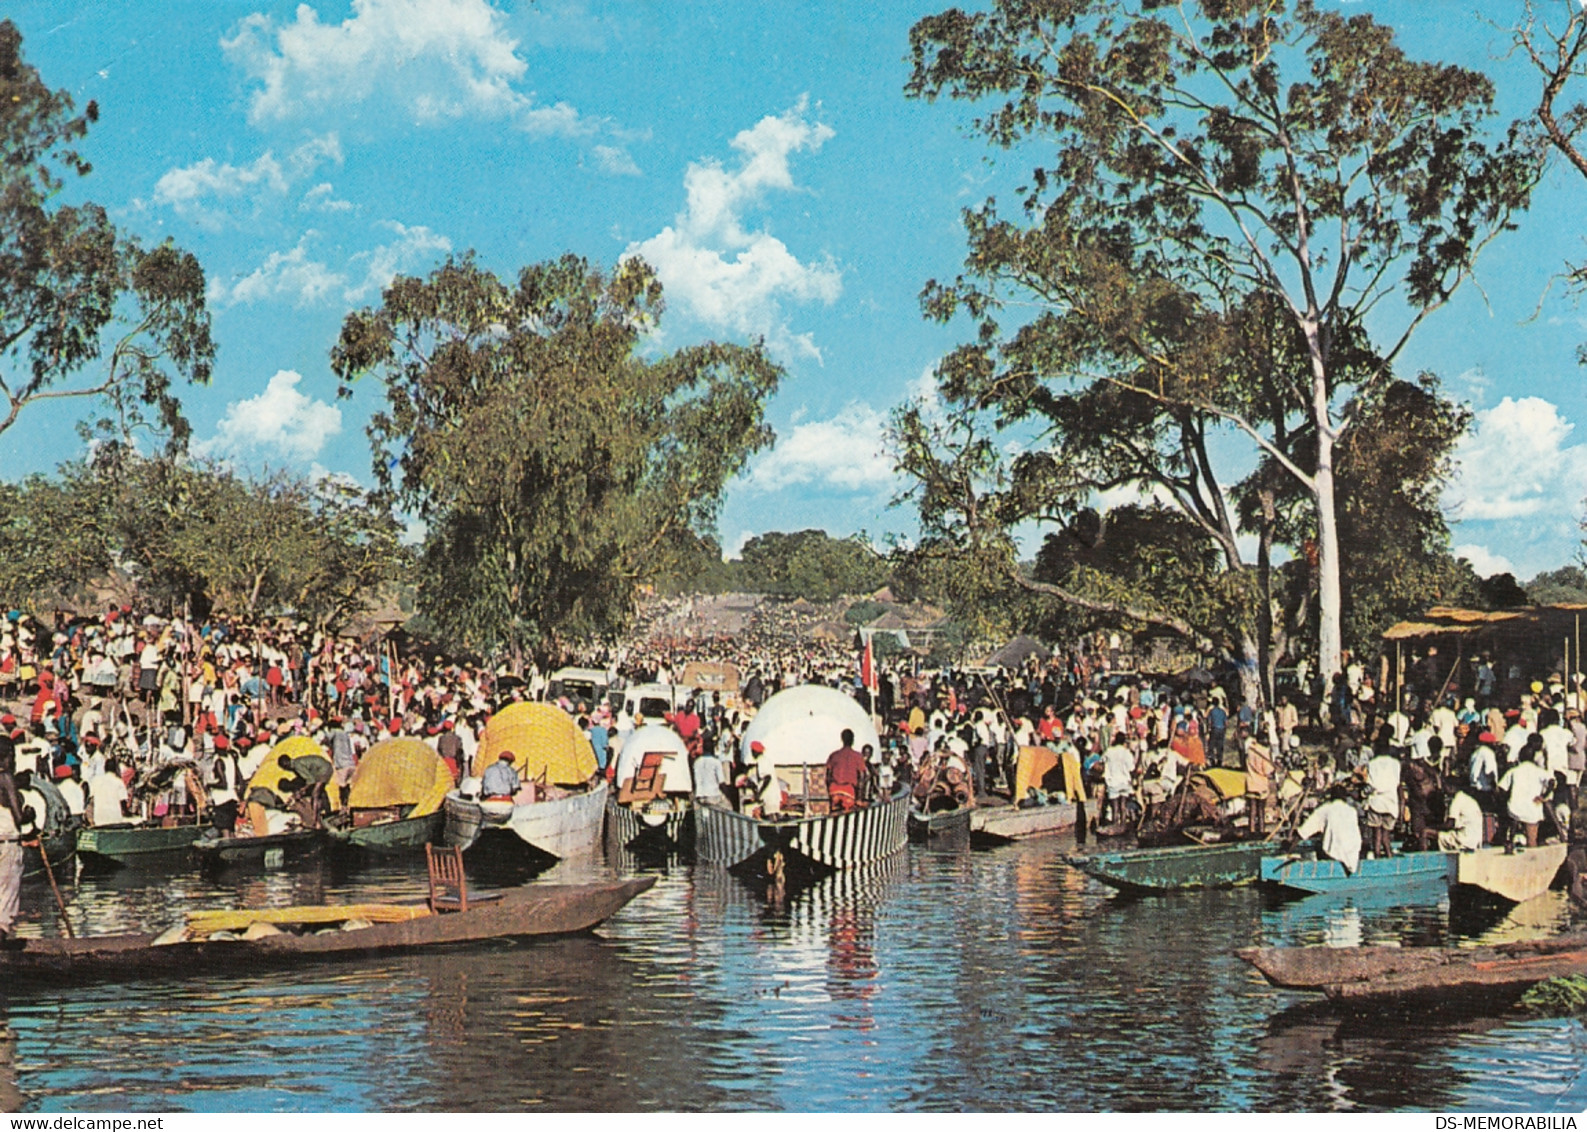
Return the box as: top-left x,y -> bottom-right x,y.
1396,641 -> 1403,714
25,838 -> 73,938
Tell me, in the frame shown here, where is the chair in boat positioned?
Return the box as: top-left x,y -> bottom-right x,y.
617,750 -> 667,806
425,844 -> 501,913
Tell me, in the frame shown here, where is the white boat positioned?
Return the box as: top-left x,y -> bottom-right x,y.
445,780 -> 608,860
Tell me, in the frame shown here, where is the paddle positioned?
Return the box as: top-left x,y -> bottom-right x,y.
22,838 -> 73,939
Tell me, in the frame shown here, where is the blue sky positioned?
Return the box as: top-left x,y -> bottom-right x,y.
5,0 -> 1587,581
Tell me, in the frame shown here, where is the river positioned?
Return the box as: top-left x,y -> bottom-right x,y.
2,836 -> 1585,1112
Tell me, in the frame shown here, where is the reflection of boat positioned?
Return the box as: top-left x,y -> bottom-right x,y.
0,878 -> 655,984
971,801 -> 1077,843
75,823 -> 204,873
1069,840 -> 1279,893
605,797 -> 692,853
907,806 -> 971,847
1454,844 -> 1567,905
1260,851 -> 1458,897
328,738 -> 453,857
1240,933 -> 1587,1004
193,828 -> 327,871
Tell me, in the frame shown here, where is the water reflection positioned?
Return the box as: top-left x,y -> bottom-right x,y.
1,839 -> 1584,1111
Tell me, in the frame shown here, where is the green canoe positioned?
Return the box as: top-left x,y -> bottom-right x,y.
76,823 -> 207,873
1068,839 -> 1281,893
327,811 -> 443,855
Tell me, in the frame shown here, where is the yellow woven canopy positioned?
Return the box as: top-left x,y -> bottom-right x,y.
246,735 -> 331,798
347,738 -> 452,817
471,702 -> 596,785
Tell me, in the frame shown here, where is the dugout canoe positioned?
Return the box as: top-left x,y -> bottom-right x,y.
327,811 -> 443,856
75,823 -> 206,873
1259,850 -> 1459,898
0,877 -> 656,984
907,805 -> 972,848
969,800 -> 1077,844
695,786 -> 910,880
1068,839 -> 1280,893
1454,844 -> 1568,905
21,828 -> 77,882
1239,933 -> 1587,1004
193,828 -> 328,872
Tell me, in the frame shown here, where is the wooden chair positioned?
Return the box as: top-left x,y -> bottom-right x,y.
617,750 -> 667,805
425,844 -> 502,913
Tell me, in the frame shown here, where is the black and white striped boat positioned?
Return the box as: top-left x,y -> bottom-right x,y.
605,796 -> 693,853
695,786 -> 910,876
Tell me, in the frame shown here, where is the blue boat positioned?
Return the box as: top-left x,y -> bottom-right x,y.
1259,850 -> 1459,897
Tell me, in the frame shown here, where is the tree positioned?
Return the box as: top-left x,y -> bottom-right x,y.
331,253 -> 782,658
906,0 -> 1535,683
1527,566 -> 1587,605
0,21 -> 213,449
737,530 -> 890,602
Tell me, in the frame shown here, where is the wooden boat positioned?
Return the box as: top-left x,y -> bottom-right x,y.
1239,933 -> 1587,1004
0,878 -> 656,984
1259,850 -> 1458,897
908,805 -> 972,847
328,811 -> 443,855
604,796 -> 692,853
1454,844 -> 1568,905
695,786 -> 911,882
443,781 -> 609,861
22,827 -> 77,881
1068,839 -> 1279,893
193,828 -> 327,871
75,823 -> 206,873
970,800 -> 1077,844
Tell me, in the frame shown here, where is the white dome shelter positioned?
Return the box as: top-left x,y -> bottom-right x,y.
740,685 -> 879,769
622,723 -> 693,794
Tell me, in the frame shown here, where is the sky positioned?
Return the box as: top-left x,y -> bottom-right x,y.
4,0 -> 1587,581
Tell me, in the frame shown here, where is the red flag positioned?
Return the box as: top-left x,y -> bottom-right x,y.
861,637 -> 876,692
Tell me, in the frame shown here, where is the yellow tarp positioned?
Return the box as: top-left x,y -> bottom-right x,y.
471,702 -> 596,785
246,736 -> 330,800
1195,767 -> 1248,800
1013,745 -> 1085,802
186,903 -> 432,934
346,738 -> 453,817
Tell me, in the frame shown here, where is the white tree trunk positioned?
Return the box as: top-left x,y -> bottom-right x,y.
1312,371 -> 1344,685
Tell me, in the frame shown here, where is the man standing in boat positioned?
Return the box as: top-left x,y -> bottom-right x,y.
826,729 -> 870,812
0,731 -> 26,942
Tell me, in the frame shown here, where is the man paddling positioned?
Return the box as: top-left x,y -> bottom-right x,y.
0,733 -> 26,942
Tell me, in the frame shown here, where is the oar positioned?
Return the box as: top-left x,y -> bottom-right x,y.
23,838 -> 74,939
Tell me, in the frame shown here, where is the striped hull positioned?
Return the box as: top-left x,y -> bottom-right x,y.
695,788 -> 910,872
605,798 -> 693,851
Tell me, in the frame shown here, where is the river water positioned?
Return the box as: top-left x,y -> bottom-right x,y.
2,836 -> 1585,1112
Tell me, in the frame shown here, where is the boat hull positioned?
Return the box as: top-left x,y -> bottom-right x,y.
193,829 -> 327,871
1454,843 -> 1567,905
1070,840 -> 1280,892
22,830 -> 77,881
1259,851 -> 1458,897
75,824 -> 206,872
329,812 -> 443,856
443,781 -> 608,861
0,878 -> 656,985
604,798 -> 693,852
907,806 -> 971,848
695,788 -> 910,874
970,801 -> 1076,843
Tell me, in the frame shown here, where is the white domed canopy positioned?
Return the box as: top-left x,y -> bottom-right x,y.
741,684 -> 878,769
623,723 -> 693,794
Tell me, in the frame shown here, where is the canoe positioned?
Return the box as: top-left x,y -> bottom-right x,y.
695,786 -> 910,879
1239,933 -> 1587,1004
443,781 -> 608,861
1454,844 -> 1568,905
1068,839 -> 1280,893
907,806 -> 971,848
0,878 -> 656,985
327,812 -> 443,856
970,801 -> 1077,843
22,829 -> 77,881
76,823 -> 207,873
604,797 -> 692,853
193,828 -> 327,871
1259,850 -> 1458,897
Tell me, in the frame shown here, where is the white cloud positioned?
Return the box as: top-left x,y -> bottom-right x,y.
301,182 -> 354,213
593,144 -> 641,177
223,0 -> 597,134
626,97 -> 841,363
152,135 -> 342,227
1446,396 -> 1587,522
745,402 -> 894,493
344,222 -> 452,301
214,235 -> 346,308
1455,544 -> 1517,579
197,370 -> 343,463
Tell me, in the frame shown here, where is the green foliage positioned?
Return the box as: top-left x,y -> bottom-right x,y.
651,534 -> 745,596
332,253 -> 781,656
737,529 -> 888,602
0,21 -> 213,450
1527,566 -> 1587,606
1477,572 -> 1532,611
1519,974 -> 1587,1015
844,600 -> 890,625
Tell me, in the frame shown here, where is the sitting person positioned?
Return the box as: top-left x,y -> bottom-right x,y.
1293,784 -> 1363,874
1438,785 -> 1485,852
481,751 -> 521,800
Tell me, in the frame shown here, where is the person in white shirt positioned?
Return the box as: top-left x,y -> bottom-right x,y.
1295,788 -> 1362,874
1364,750 -> 1402,858
1497,746 -> 1553,847
1439,788 -> 1485,852
1101,741 -> 1136,823
1538,710 -> 1574,784
1429,700 -> 1459,754
86,761 -> 132,827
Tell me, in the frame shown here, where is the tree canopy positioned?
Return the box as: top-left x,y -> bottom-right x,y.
0,20 -> 213,451
332,253 -> 782,657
